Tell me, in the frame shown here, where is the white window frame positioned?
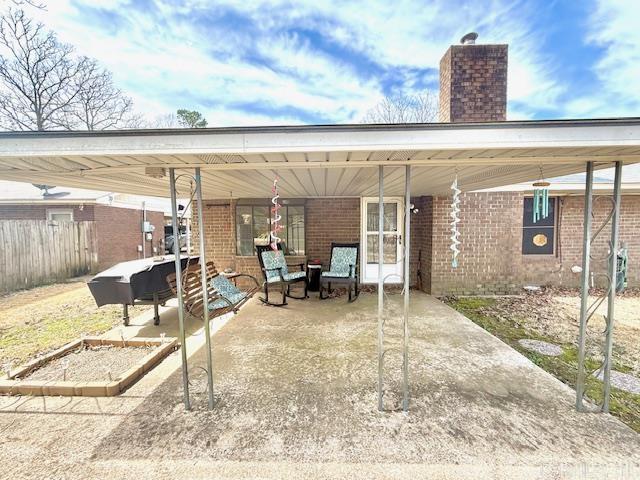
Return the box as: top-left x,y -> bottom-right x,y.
47,208 -> 74,222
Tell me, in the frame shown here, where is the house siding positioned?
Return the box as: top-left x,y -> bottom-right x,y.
429,192 -> 640,295
194,192 -> 639,296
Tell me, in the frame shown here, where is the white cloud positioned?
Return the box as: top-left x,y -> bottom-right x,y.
562,0 -> 640,118
25,0 -> 571,125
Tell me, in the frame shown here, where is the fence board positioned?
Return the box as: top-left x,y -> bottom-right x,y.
0,220 -> 98,293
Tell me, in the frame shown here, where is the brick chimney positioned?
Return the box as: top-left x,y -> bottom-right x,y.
438,32 -> 508,123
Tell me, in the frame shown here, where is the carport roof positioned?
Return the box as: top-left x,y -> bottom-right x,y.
1,117 -> 640,198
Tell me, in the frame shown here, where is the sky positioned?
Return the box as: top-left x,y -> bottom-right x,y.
18,0 -> 640,127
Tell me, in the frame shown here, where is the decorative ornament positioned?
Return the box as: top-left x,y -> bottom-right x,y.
532,166 -> 550,223
450,176 -> 461,268
270,176 -> 283,250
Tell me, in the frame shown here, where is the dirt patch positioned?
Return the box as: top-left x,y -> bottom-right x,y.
0,280 -> 149,375
23,344 -> 154,382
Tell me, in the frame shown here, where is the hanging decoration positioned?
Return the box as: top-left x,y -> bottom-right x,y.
270,176 -> 283,251
532,166 -> 551,223
450,176 -> 461,268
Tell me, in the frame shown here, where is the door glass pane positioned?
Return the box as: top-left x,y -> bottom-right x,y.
366,202 -> 397,232
367,234 -> 398,264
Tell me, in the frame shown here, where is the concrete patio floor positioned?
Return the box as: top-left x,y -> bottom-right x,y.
1,291 -> 639,479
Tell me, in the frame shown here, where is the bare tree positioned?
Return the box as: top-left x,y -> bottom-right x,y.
0,9 -> 86,130
362,91 -> 438,124
149,112 -> 179,128
60,58 -> 135,130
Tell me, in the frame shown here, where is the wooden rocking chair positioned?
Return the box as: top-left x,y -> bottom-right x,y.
167,262 -> 259,320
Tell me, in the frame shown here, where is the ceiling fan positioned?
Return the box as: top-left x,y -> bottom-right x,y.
32,184 -> 70,198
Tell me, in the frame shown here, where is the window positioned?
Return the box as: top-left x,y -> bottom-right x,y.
235,204 -> 305,256
522,197 -> 556,255
47,209 -> 73,222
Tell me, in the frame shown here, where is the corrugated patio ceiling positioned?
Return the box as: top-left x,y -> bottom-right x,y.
1,118 -> 640,198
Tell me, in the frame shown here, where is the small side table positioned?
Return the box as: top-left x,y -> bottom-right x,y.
307,264 -> 322,292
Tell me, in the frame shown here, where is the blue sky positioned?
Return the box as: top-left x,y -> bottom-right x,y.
28,0 -> 640,126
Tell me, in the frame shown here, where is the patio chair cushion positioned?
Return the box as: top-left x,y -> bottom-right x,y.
325,246 -> 357,278
208,274 -> 248,311
208,291 -> 248,311
266,270 -> 306,283
260,249 -> 289,281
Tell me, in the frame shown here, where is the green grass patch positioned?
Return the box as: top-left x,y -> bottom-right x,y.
445,296 -> 640,433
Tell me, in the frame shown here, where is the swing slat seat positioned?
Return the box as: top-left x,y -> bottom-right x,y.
167,262 -> 259,320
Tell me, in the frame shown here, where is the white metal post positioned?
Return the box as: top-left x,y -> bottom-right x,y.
402,165 -> 411,412
377,165 -> 384,411
170,168 -> 191,410
576,161 -> 593,411
603,161 -> 623,412
195,168 -> 215,410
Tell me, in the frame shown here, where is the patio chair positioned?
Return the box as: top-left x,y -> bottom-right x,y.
167,262 -> 259,320
319,242 -> 359,302
256,243 -> 308,306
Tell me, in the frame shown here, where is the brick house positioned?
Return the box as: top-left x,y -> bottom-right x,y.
0,181 -> 167,270
0,38 -> 638,297
190,38 -> 640,295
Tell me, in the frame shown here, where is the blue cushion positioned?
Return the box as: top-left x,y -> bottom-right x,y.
327,247 -> 357,278
267,270 -> 306,283
209,291 -> 247,311
260,249 -> 289,281
208,275 -> 247,311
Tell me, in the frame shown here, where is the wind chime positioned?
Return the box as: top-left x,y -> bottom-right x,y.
450,175 -> 461,268
270,176 -> 283,251
532,166 -> 551,223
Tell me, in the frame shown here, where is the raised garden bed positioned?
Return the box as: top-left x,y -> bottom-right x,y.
0,336 -> 177,397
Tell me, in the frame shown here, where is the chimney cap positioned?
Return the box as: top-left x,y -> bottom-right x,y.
460,32 -> 478,45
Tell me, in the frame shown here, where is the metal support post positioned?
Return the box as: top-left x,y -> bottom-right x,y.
170,168 -> 191,410
603,161 -> 623,412
195,168 -> 215,410
377,165 -> 384,411
576,162 -> 593,411
402,165 -> 411,412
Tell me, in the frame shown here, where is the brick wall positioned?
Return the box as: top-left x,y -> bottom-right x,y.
192,196 -> 437,291
92,205 -> 164,270
429,192 -> 640,295
438,44 -> 508,123
192,198 -> 361,287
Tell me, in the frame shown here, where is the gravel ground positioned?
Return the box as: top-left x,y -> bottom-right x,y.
24,345 -> 153,382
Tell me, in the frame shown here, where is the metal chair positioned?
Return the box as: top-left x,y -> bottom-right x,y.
256,243 -> 308,306
319,242 -> 359,302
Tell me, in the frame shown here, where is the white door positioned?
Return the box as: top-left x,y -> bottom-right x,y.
361,198 -> 404,284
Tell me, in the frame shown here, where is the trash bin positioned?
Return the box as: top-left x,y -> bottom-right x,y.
307,262 -> 322,292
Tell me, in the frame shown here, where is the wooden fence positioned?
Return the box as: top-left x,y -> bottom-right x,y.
0,220 -> 98,293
